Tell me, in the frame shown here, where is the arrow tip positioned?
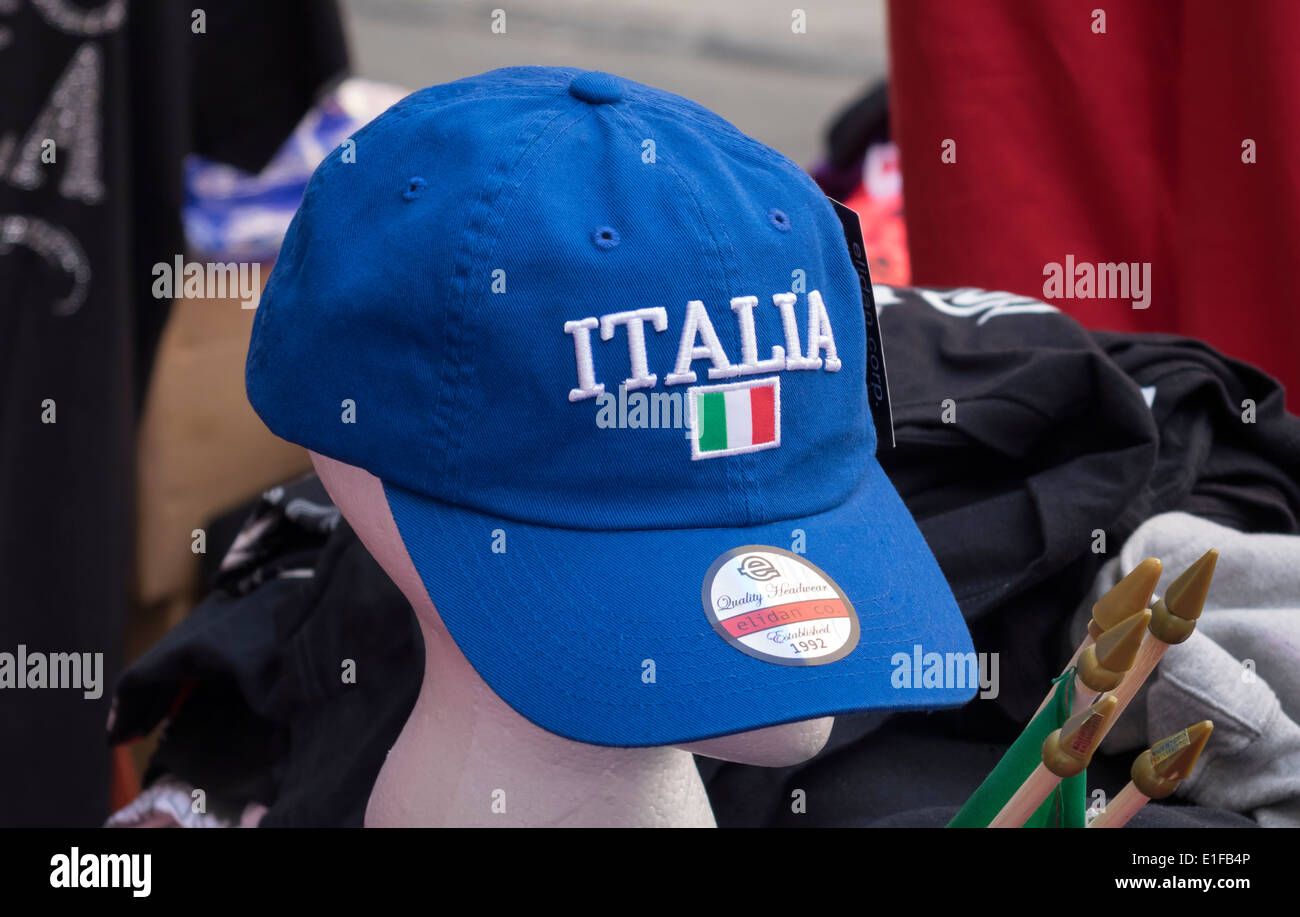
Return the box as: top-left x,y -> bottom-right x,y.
1092,557 -> 1162,631
1166,549 -> 1218,622
1079,608 -> 1152,692
1132,720 -> 1214,799
1150,549 -> 1218,644
1042,694 -> 1118,778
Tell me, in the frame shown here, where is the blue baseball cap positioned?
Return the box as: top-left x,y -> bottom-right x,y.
246,67 -> 975,746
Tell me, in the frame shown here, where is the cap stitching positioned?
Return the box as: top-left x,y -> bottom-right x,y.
438,103 -> 600,501
608,104 -> 758,522
301,87 -> 580,491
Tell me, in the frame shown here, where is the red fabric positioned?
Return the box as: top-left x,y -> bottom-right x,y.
750,384 -> 776,444
844,180 -> 910,286
109,744 -> 140,815
889,0 -> 1299,402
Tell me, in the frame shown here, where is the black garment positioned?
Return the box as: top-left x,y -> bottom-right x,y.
825,82 -> 891,172
1094,331 -> 1300,535
0,1 -> 347,826
873,286 -> 1300,717
816,81 -> 891,201
108,477 -> 422,828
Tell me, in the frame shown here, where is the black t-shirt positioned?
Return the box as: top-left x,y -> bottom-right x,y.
0,0 -> 346,827
869,285 -> 1300,715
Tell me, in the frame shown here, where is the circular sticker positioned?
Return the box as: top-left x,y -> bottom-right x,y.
701,546 -> 859,666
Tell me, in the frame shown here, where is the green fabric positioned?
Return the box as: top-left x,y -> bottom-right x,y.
947,668 -> 1087,827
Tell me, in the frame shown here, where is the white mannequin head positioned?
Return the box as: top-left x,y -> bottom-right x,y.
310,451 -> 832,826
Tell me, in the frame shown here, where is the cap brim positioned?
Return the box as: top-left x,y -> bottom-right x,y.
385,458 -> 975,747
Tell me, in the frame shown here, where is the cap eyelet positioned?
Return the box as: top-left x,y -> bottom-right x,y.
402,177 -> 427,201
767,208 -> 791,232
592,226 -> 621,250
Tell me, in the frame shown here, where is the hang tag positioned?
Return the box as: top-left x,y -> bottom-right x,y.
829,197 -> 895,448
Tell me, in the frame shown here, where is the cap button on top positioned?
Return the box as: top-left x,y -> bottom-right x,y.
568,71 -> 623,105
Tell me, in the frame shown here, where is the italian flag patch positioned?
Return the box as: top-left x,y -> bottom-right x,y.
689,378 -> 780,460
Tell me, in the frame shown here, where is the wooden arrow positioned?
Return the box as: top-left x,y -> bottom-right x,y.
1088,721 -> 1213,828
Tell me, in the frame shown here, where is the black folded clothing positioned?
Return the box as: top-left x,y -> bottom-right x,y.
109,475 -> 422,827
